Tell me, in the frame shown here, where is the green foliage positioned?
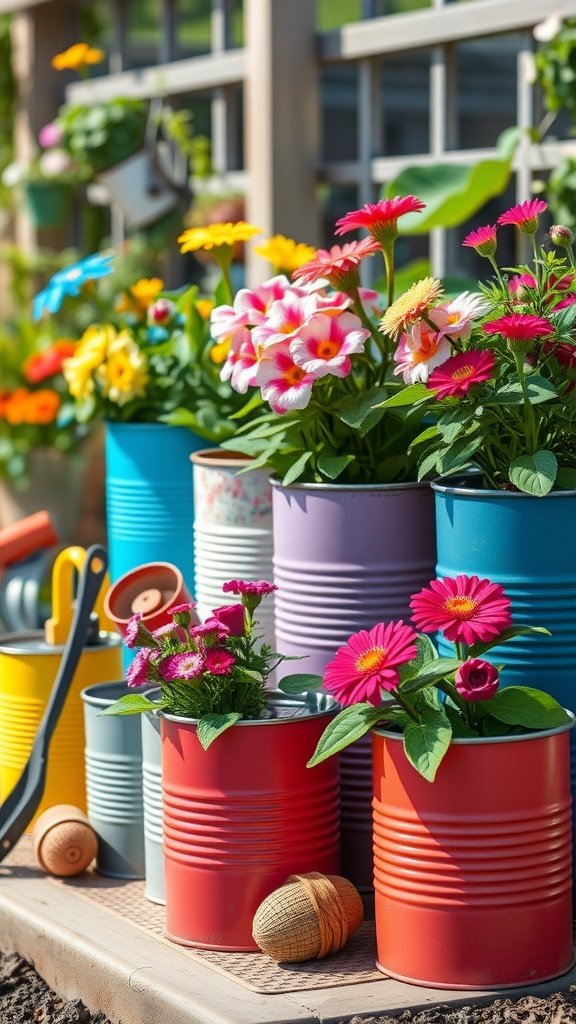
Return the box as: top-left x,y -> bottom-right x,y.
57,98 -> 148,177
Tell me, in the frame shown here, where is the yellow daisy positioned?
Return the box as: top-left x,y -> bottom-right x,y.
178,222 -> 261,254
196,298 -> 215,320
380,277 -> 444,339
254,235 -> 317,274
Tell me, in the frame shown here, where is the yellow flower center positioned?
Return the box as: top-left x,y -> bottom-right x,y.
318,340 -> 340,359
443,596 -> 477,619
451,364 -> 474,382
356,646 -> 388,673
285,365 -> 306,386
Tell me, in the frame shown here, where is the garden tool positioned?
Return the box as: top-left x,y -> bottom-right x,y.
0,511 -> 59,632
0,545 -> 108,861
0,545 -> 122,821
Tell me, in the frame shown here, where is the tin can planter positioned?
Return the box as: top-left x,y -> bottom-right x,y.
161,692 -> 340,950
372,719 -> 574,989
81,682 -> 145,879
141,688 -> 164,904
0,547 -> 121,823
97,149 -> 178,229
272,480 -> 436,888
191,450 -> 274,648
23,180 -> 73,228
433,476 -> 576,855
105,422 -> 205,591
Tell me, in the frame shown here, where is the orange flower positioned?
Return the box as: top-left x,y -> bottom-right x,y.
116,278 -> 165,316
24,390 -> 61,425
24,340 -> 78,384
3,389 -> 32,425
52,42 -> 104,72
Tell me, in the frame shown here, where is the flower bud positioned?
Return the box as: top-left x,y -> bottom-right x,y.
147,298 -> 175,326
549,225 -> 574,249
455,658 -> 499,702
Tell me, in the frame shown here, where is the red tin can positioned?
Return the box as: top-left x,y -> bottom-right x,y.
372,720 -> 574,989
161,692 -> 340,950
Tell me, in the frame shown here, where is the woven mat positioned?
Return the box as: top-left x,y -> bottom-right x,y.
3,838 -> 385,995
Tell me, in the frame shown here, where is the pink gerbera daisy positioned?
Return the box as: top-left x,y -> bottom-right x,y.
204,649 -> 236,675
410,575 -> 512,646
335,196 -> 425,244
497,199 -> 548,234
159,651 -> 205,681
483,314 -> 553,349
126,648 -> 155,687
323,620 -> 419,706
427,350 -> 495,399
292,238 -> 380,290
462,225 -> 497,257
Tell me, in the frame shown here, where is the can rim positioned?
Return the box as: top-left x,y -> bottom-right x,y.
270,477 -> 429,493
159,690 -> 337,726
0,630 -> 121,656
432,472 -> 576,499
374,710 -> 575,744
80,680 -> 133,706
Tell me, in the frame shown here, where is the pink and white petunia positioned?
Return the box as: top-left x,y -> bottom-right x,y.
220,328 -> 260,393
210,303 -> 251,346
290,311 -> 369,378
234,275 -> 298,325
251,291 -> 322,347
256,342 -> 318,413
393,320 -> 452,383
429,292 -> 490,342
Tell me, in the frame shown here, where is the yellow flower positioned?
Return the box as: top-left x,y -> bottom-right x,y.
96,330 -> 149,406
254,235 -> 317,274
380,277 -> 444,339
210,338 -> 231,364
116,278 -> 165,315
178,222 -> 261,254
63,325 -> 113,400
52,42 -> 105,72
196,298 -> 215,320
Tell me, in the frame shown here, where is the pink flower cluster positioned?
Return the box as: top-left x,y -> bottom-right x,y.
215,275 -> 372,414
324,574 -> 512,708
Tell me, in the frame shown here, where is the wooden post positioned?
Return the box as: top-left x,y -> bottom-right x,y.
244,0 -> 320,285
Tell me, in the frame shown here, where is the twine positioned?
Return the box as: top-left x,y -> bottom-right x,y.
288,873 -> 349,958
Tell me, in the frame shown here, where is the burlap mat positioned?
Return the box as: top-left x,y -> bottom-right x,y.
3,838 -> 384,994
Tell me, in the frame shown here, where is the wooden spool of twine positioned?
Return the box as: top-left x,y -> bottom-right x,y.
252,872 -> 364,962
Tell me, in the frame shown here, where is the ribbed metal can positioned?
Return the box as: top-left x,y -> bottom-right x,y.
272,480 -> 436,888
105,422 -> 204,591
161,692 -> 340,950
81,681 -> 145,879
433,477 -> 576,857
372,720 -> 574,988
141,688 -> 164,904
191,450 -> 275,648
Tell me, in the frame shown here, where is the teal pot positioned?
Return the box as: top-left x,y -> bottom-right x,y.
433,475 -> 576,856
81,681 -> 145,879
272,479 -> 436,889
142,687 -> 164,904
23,180 -> 73,228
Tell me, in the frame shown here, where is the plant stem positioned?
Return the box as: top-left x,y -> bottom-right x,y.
392,689 -> 419,722
513,348 -> 537,451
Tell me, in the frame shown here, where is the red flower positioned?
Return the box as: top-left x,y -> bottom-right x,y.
335,196 -> 425,244
482,314 -> 553,349
204,649 -> 236,675
427,350 -> 495,399
455,659 -> 499,701
545,341 -> 576,371
462,225 -> 497,257
323,620 -> 419,706
212,603 -> 246,636
410,575 -> 512,646
293,238 -> 380,289
24,340 -> 77,383
497,199 -> 548,234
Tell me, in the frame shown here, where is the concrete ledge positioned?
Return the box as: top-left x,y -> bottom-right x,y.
1,855 -> 576,1024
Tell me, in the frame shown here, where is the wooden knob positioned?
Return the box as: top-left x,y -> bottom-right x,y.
130,587 -> 163,615
32,805 -> 98,877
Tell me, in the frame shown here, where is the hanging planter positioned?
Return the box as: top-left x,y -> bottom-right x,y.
23,180 -> 73,228
96,149 -> 179,229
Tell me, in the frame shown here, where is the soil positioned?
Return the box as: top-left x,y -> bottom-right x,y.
343,987 -> 576,1023
0,953 -> 112,1024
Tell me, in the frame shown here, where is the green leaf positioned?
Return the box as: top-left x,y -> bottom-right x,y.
436,434 -> 483,475
377,707 -> 411,730
229,392 -> 265,419
556,467 -> 576,490
307,704 -> 387,766
338,387 -> 388,431
282,451 -> 313,486
197,712 -> 242,749
444,704 -> 477,737
488,687 -> 571,730
468,625 -> 552,658
550,303 -> 576,332
417,447 -> 442,481
278,673 -> 324,694
398,634 -> 438,684
99,694 -> 161,716
387,154 -> 514,235
379,382 -> 431,409
438,408 -> 479,445
403,707 -> 452,782
486,378 -> 558,406
509,450 -> 558,496
481,714 -> 515,737
316,452 -> 356,480
408,424 -> 441,451
400,658 -> 462,694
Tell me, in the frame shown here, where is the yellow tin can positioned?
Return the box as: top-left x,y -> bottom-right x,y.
0,546 -> 122,827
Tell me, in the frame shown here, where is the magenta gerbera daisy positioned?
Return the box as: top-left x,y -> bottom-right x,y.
159,651 -> 205,681
204,649 -> 236,676
335,196 -> 425,244
483,314 -> 553,349
497,199 -> 548,234
323,620 -> 419,706
292,238 -> 380,290
426,350 -> 495,399
410,575 -> 512,646
462,225 -> 497,257
126,648 -> 154,687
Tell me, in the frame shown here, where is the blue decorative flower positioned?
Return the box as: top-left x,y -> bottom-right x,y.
33,252 -> 115,320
